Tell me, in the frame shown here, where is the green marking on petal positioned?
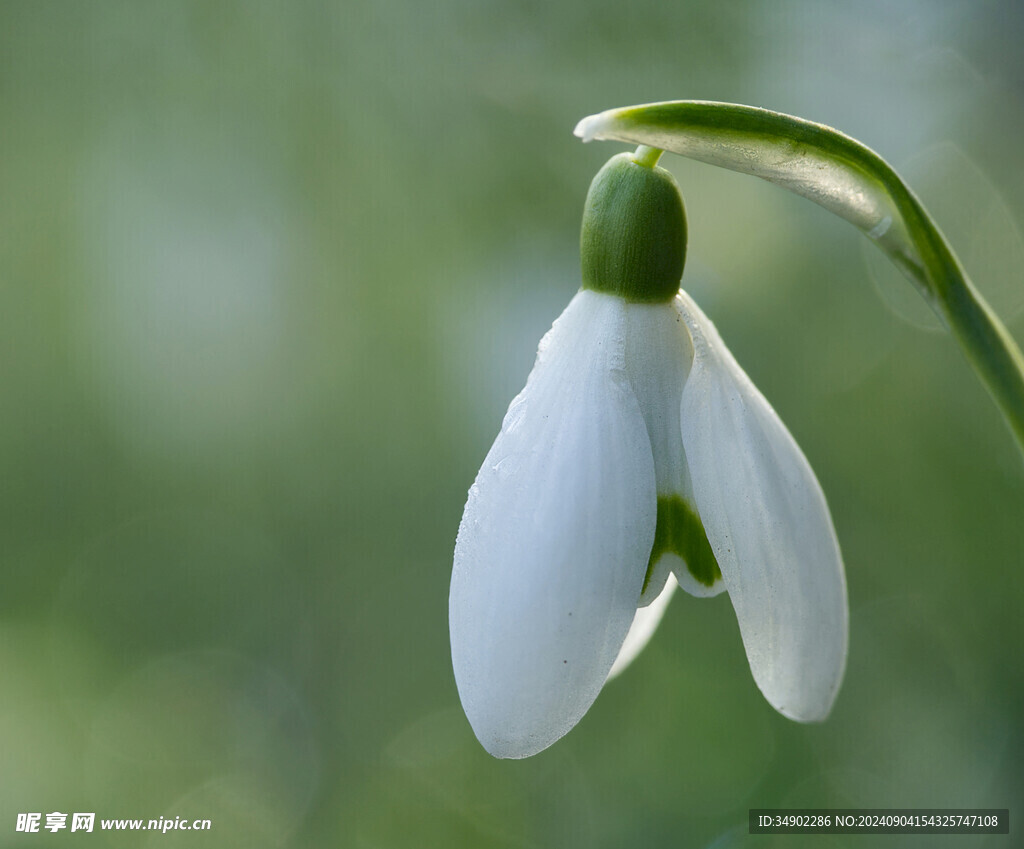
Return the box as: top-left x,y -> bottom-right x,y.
643,494 -> 721,591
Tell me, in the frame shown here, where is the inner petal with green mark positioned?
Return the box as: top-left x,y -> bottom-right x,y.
644,494 -> 724,599
619,299 -> 723,603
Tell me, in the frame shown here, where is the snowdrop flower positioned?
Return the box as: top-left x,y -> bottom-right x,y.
450,148 -> 848,759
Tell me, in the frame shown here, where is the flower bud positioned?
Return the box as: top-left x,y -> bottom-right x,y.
580,152 -> 687,303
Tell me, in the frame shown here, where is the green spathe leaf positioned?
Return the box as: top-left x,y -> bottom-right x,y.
576,100 -> 1024,457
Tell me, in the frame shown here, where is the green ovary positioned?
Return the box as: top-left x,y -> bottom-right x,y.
643,495 -> 722,591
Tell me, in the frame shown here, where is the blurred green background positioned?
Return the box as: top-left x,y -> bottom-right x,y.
2,1 -> 1023,847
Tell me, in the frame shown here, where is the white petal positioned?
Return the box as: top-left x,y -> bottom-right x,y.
450,289 -> 657,758
676,290 -> 848,722
622,302 -> 726,602
607,576 -> 676,680
621,302 -> 694,503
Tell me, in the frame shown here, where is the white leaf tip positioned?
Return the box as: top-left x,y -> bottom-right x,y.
573,113 -> 608,143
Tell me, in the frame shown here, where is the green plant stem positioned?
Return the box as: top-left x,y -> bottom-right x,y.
631,144 -> 664,168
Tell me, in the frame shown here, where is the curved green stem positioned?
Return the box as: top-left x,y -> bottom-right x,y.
575,101 -> 1024,457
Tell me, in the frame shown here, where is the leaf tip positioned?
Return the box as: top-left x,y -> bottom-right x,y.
573,113 -> 608,143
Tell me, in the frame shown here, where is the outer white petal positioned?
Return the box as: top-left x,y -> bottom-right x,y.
607,576 -> 676,680
450,289 -> 657,758
676,290 -> 848,722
